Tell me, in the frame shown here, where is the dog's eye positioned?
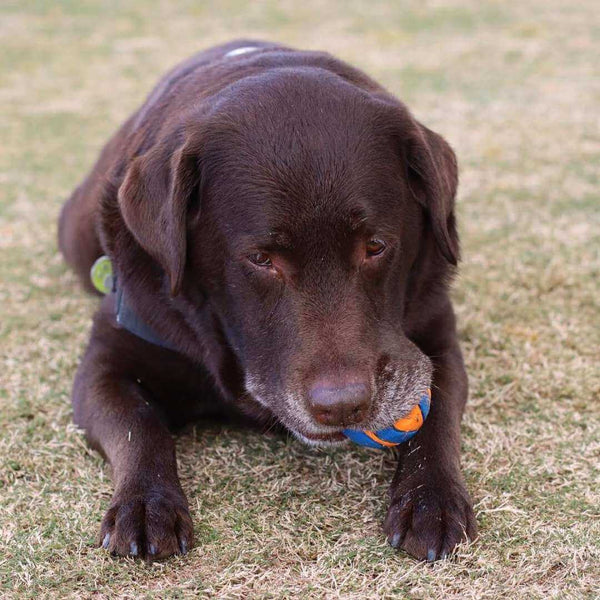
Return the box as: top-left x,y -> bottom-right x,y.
247,252 -> 272,267
366,239 -> 386,257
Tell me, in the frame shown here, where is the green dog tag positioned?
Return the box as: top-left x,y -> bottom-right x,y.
90,255 -> 114,294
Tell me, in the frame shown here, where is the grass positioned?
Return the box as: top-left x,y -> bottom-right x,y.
1,0 -> 599,597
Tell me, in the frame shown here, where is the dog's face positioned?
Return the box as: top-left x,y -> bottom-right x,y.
119,70 -> 458,444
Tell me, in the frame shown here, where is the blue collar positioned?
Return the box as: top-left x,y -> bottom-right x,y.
114,285 -> 177,351
90,255 -> 176,351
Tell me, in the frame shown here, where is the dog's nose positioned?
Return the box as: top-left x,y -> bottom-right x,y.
308,380 -> 371,426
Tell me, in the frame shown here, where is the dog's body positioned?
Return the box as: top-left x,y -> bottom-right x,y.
59,40 -> 475,561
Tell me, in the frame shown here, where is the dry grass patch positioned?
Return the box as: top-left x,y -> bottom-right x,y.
1,0 -> 599,598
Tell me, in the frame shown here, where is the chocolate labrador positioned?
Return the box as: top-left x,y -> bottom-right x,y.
58,40 -> 476,561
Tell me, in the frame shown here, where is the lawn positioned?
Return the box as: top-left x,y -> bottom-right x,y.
1,1 -> 599,598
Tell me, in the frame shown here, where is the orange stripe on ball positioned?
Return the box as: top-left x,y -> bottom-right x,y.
393,404 -> 423,432
364,431 -> 399,447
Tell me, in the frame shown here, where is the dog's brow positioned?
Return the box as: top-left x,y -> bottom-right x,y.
350,216 -> 368,231
235,231 -> 293,251
347,209 -> 369,232
268,230 -> 293,247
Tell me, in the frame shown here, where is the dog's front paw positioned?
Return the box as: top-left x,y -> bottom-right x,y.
99,485 -> 194,560
383,471 -> 476,561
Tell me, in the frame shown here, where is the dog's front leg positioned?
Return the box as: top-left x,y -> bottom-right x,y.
72,337 -> 194,560
383,324 -> 476,561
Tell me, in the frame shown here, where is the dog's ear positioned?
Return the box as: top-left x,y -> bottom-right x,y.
405,122 -> 459,265
118,133 -> 201,296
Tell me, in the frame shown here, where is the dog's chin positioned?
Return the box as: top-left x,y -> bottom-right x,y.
291,429 -> 349,447
291,430 -> 348,447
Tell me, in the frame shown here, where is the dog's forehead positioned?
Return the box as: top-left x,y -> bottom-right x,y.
204,144 -> 405,252
200,70 -> 409,246
217,191 -> 360,250
233,202 -> 371,249
215,186 -> 404,259
204,68 -> 397,165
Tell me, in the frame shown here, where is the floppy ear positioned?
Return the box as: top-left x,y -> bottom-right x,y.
118,134 -> 201,296
406,122 -> 459,265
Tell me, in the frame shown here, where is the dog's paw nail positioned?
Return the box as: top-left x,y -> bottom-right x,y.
179,538 -> 188,555
427,549 -> 436,562
129,542 -> 138,556
389,533 -> 402,548
102,533 -> 110,549
148,544 -> 157,556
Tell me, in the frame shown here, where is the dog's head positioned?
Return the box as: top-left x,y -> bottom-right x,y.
118,68 -> 458,444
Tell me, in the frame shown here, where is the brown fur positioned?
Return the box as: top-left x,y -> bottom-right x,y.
59,40 -> 475,561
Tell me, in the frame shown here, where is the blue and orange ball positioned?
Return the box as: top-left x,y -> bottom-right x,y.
343,389 -> 431,448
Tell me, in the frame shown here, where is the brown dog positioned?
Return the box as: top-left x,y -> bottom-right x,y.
59,40 -> 476,561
